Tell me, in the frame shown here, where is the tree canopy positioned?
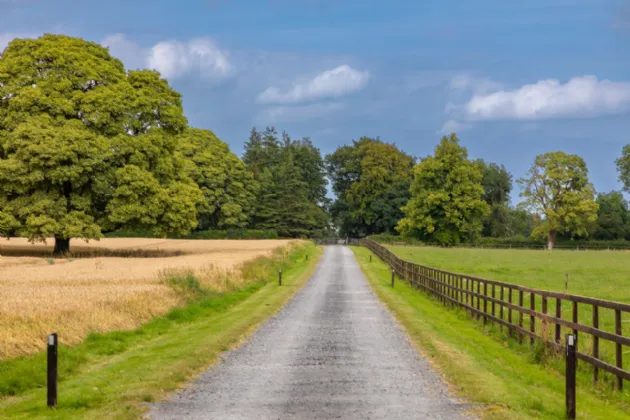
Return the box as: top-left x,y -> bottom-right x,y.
396,133 -> 489,244
593,191 -> 630,240
326,137 -> 414,237
243,127 -> 329,238
178,128 -> 258,230
518,151 -> 599,249
0,35 -> 223,253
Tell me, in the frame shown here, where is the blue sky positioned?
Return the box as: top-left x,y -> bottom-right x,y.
1,0 -> 629,202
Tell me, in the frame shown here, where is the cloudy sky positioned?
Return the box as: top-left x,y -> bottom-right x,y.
1,0 -> 629,201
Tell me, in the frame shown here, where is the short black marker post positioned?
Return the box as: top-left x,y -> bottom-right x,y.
566,334 -> 577,419
391,269 -> 395,288
306,253 -> 308,261
47,333 -> 58,408
369,255 -> 372,263
279,270 -> 282,286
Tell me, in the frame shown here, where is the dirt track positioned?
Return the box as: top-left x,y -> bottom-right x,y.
150,245 -> 469,420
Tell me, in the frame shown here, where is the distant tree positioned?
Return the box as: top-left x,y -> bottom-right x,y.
397,133 -> 489,244
476,159 -> 513,237
518,152 -> 598,250
615,145 -> 630,193
178,128 -> 258,230
477,159 -> 512,205
593,191 -> 630,240
0,35 -> 202,254
326,137 -> 414,237
244,127 -> 328,237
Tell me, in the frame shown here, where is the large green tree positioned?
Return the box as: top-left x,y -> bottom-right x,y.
518,152 -> 598,250
178,128 -> 258,230
396,133 -> 489,244
243,127 -> 328,237
476,159 -> 514,237
0,34 -> 202,254
593,191 -> 630,240
326,137 -> 415,237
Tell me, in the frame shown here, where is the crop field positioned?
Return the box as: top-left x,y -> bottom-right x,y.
387,245 -> 630,384
0,238 -> 292,360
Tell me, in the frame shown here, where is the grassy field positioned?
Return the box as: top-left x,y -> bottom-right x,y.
388,245 -> 630,302
0,241 -> 321,419
0,238 -> 293,360
352,246 -> 630,419
387,245 -> 630,378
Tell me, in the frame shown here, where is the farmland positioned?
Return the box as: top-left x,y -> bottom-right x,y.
386,245 -> 630,389
388,245 -> 630,302
0,238 -> 292,360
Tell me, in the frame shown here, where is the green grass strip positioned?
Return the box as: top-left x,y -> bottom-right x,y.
0,242 -> 322,419
351,246 -> 630,420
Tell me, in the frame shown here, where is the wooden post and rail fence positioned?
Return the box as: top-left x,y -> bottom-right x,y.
360,238 -> 628,417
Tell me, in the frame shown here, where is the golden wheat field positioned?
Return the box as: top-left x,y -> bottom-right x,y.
0,238 -> 293,360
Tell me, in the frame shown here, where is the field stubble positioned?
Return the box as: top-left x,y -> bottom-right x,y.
0,238 -> 293,360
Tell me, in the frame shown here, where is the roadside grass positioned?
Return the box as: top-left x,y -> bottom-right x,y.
0,242 -> 321,419
388,245 -> 630,379
352,246 -> 630,420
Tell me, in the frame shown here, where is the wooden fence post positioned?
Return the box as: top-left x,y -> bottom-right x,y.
279,270 -> 282,286
47,333 -> 58,408
616,309 -> 623,390
566,334 -> 577,420
593,305 -> 599,384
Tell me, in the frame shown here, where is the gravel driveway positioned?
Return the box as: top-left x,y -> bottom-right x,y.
150,245 -> 470,419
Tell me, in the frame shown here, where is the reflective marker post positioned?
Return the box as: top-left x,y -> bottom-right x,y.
47,333 -> 58,408
566,334 -> 577,419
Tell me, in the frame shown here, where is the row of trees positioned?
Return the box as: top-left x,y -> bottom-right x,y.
0,34 -> 330,254
2,34 -> 629,252
327,133 -> 630,250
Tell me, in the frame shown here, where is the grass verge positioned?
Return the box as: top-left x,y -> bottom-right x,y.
351,246 -> 630,420
0,242 -> 322,419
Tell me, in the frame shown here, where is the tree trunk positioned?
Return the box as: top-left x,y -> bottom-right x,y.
547,230 -> 557,251
53,237 -> 70,256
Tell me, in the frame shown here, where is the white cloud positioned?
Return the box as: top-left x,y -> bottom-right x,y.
257,65 -> 369,104
102,34 -> 232,81
449,74 -> 503,94
101,34 -> 146,70
256,102 -> 344,124
438,119 -> 471,135
0,32 -> 38,51
463,76 -> 630,121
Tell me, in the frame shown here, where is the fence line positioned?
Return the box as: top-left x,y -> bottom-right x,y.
360,238 -> 629,389
377,240 -> 630,251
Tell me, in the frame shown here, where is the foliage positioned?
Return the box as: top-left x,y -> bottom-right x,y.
518,152 -> 598,249
178,128 -> 258,230
0,34 -> 202,253
326,137 -> 415,236
396,133 -> 489,244
615,144 -> 630,193
476,159 -> 512,205
244,127 -> 328,238
594,191 -> 630,240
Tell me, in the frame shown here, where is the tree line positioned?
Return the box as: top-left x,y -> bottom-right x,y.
1,34 -> 629,252
0,34 -> 331,253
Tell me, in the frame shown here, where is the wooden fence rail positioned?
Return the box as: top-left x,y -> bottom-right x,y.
359,238 -> 629,389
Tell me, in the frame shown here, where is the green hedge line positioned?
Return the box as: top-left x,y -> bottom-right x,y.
369,234 -> 630,250
104,228 -> 280,240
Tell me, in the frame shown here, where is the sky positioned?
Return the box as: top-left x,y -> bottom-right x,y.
1,0 -> 629,202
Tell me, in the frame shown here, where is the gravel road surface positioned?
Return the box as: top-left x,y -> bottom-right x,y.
150,245 -> 470,419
